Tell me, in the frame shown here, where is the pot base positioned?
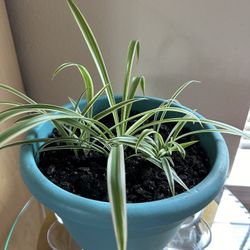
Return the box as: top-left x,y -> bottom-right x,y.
47,213 -> 211,250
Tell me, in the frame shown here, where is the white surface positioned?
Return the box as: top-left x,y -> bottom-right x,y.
207,189 -> 250,250
239,109 -> 250,150
226,108 -> 250,188
226,150 -> 250,187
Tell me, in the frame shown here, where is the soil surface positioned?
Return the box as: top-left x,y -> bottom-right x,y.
38,114 -> 210,203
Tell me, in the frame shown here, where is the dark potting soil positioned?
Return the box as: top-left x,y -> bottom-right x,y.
38,115 -> 210,203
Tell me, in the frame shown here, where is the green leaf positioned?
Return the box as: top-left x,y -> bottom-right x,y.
121,40 -> 140,133
69,90 -> 87,137
0,83 -> 36,104
66,1 -> 109,85
93,98 -> 146,121
68,97 -> 81,115
53,63 -> 94,117
107,145 -> 127,250
165,118 -> 189,143
0,113 -> 80,147
0,98 -> 73,142
123,40 -> 140,102
175,128 -> 236,140
15,114 -> 41,123
36,136 -> 109,157
168,140 -> 186,158
157,148 -> 168,157
161,158 -> 175,195
128,76 -> 145,100
179,140 -> 198,149
169,80 -> 200,107
125,112 -> 153,135
178,119 -> 250,140
0,138 -> 52,150
123,76 -> 145,130
62,117 -> 114,139
74,91 -> 87,113
66,0 -> 120,135
156,80 -> 200,132
171,169 -> 189,191
0,100 -> 22,106
39,144 -> 108,156
0,103 -> 80,125
80,84 -> 109,116
135,129 -> 156,153
124,106 -> 199,136
130,117 -> 250,140
4,197 -> 34,250
148,157 -> 188,192
83,118 -> 115,139
111,135 -> 157,157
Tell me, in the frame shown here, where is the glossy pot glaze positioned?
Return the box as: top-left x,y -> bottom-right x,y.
20,96 -> 229,250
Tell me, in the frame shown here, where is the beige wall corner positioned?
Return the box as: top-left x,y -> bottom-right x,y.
0,1 -> 43,248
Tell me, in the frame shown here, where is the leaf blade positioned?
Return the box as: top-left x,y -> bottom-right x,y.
107,145 -> 127,250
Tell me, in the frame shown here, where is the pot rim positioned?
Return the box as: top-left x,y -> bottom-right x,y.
20,95 -> 229,225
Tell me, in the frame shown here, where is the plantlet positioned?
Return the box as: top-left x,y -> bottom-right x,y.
1,1 -> 249,250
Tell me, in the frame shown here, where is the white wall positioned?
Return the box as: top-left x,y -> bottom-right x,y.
6,0 -> 250,162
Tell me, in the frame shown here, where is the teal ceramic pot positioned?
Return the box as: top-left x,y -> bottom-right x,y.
20,96 -> 229,250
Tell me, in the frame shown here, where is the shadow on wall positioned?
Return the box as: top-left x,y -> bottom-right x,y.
0,1 -> 44,249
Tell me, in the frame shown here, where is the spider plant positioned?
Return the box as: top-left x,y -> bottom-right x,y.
0,1 -> 249,250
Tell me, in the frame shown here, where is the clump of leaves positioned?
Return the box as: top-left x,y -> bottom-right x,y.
0,1 -> 249,250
